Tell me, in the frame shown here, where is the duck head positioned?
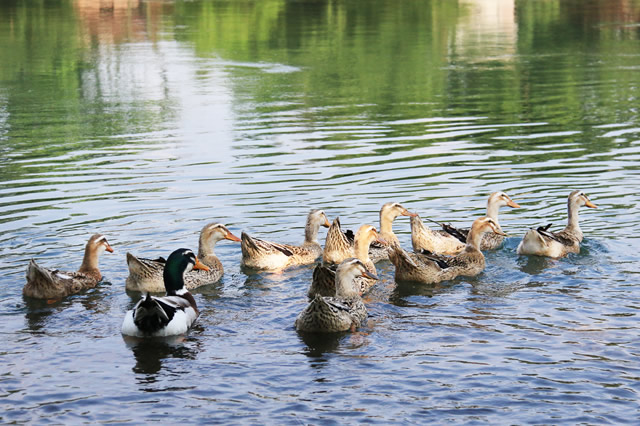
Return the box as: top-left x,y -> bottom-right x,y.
335,258 -> 378,298
163,248 -> 210,294
569,190 -> 597,209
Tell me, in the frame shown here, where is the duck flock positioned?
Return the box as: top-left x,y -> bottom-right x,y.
23,190 -> 597,337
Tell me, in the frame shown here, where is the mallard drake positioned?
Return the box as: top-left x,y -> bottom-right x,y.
121,248 -> 209,337
309,224 -> 383,298
241,209 -> 331,271
23,234 -> 114,300
295,258 -> 377,333
412,192 -> 520,254
389,217 -> 505,284
517,190 -> 597,258
126,223 -> 240,292
370,202 -> 417,263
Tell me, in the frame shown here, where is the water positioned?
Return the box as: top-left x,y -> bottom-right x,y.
1,0 -> 640,423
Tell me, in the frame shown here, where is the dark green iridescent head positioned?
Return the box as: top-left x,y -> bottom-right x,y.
163,248 -> 197,294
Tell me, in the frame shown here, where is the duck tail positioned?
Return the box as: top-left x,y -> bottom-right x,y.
241,231 -> 260,257
387,242 -> 418,269
133,293 -> 170,334
25,259 -> 56,286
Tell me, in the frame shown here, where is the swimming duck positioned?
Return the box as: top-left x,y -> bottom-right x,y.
517,190 -> 597,258
23,234 -> 114,300
389,217 -> 505,284
126,223 -> 240,292
295,258 -> 377,333
309,225 -> 383,298
121,248 -> 209,337
370,202 -> 417,263
241,209 -> 331,271
412,192 -> 520,254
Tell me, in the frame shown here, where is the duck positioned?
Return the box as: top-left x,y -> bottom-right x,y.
389,217 -> 505,284
125,223 -> 240,292
121,248 -> 209,337
241,209 -> 331,271
517,190 -> 597,258
295,258 -> 377,333
369,202 -> 417,263
23,234 -> 114,300
309,224 -> 384,298
412,192 -> 521,254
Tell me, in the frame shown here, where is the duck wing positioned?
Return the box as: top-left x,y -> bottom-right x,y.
440,223 -> 469,244
132,294 -> 196,335
242,232 -> 294,257
418,249 -> 453,269
535,223 -> 575,245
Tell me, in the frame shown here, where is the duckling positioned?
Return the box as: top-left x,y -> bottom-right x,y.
517,190 -> 597,258
23,234 -> 114,300
412,192 -> 521,254
295,258 -> 377,333
126,223 -> 240,292
389,217 -> 505,284
309,225 -> 383,298
369,202 -> 417,263
121,248 -> 209,337
241,209 -> 331,271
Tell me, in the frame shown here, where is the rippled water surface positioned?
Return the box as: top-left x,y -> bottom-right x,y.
1,0 -> 640,423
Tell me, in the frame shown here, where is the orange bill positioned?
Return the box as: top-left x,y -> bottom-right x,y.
105,244 -> 114,253
507,199 -> 521,208
402,209 -> 418,217
585,200 -> 597,209
225,231 -> 242,242
193,257 -> 210,271
323,217 -> 331,228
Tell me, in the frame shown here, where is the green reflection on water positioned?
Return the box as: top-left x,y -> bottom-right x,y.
0,0 -> 638,171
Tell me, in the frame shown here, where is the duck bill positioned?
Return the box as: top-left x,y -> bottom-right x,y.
375,237 -> 387,246
402,210 -> 418,217
225,231 -> 242,242
362,270 -> 379,280
507,200 -> 521,208
494,229 -> 508,237
585,200 -> 598,209
193,257 -> 210,271
105,244 -> 114,253
323,217 -> 331,228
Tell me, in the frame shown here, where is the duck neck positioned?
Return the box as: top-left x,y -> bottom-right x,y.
380,212 -> 397,235
486,202 -> 500,222
304,220 -> 320,245
565,201 -> 582,238
354,236 -> 372,263
78,247 -> 101,278
335,274 -> 358,298
198,234 -> 218,260
465,228 -> 484,252
163,265 -> 185,295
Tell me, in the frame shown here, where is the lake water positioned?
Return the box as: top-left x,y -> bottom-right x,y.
1,0 -> 640,423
